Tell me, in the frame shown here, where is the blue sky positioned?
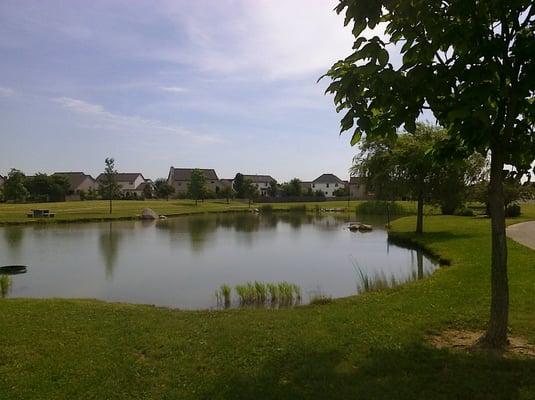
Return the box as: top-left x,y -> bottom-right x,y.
0,0 -> 366,182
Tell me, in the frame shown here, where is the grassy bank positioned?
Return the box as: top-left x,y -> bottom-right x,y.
0,206 -> 534,398
0,199 -> 430,225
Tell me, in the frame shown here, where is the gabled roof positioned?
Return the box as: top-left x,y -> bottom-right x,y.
53,172 -> 95,190
168,167 -> 219,181
312,173 -> 344,184
96,173 -> 144,183
242,174 -> 276,183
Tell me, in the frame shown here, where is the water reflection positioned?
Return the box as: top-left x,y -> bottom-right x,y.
98,222 -> 123,279
0,212 -> 439,309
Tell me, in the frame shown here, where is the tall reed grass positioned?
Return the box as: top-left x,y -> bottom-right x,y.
233,281 -> 301,307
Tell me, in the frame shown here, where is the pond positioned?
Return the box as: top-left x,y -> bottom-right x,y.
0,212 -> 438,308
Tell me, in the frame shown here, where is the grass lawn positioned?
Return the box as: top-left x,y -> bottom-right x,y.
0,199 -> 434,224
0,204 -> 534,399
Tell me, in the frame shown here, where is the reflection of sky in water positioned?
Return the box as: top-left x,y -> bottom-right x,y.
0,213 -> 438,309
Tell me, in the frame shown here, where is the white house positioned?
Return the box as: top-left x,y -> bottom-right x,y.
311,173 -> 345,198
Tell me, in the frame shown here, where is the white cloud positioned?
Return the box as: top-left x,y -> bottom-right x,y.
160,86 -> 188,93
53,97 -> 220,144
0,86 -> 15,96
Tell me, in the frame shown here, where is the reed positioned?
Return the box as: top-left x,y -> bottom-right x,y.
233,280 -> 301,307
0,275 -> 11,299
215,284 -> 232,308
266,283 -> 279,303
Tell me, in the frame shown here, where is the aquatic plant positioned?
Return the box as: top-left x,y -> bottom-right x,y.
215,284 -> 232,308
266,283 -> 279,303
233,281 -> 302,307
254,281 -> 267,303
0,275 -> 11,299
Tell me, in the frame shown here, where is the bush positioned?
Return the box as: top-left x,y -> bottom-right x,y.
505,203 -> 521,217
356,201 -> 406,215
259,204 -> 273,213
454,207 -> 475,217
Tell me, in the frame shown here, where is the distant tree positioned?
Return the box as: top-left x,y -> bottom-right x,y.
324,0 -> 535,348
351,124 -> 484,232
3,169 -> 29,203
333,186 -> 349,198
280,178 -> 303,197
242,178 -> 259,207
188,169 -> 207,206
267,180 -> 278,197
142,183 -> 153,200
219,185 -> 234,204
154,178 -> 175,200
233,173 -> 245,198
48,175 -> 70,202
99,158 -> 121,214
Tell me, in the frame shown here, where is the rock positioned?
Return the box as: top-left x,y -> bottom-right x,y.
358,224 -> 373,232
141,208 -> 159,220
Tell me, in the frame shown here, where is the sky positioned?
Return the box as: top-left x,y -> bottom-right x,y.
0,0 -> 366,182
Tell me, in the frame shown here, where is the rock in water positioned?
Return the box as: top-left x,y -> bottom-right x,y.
141,208 -> 159,220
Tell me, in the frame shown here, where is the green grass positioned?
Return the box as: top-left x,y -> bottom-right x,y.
0,204 -> 534,398
0,199 -> 429,225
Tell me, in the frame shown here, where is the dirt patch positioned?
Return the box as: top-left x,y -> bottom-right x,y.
428,330 -> 535,358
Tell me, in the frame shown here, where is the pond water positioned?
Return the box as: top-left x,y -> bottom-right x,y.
0,212 -> 438,308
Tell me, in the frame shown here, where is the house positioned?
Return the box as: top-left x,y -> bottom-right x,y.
53,172 -> 98,200
349,176 -> 372,200
96,172 -> 147,197
310,173 -> 346,198
242,175 -> 276,196
167,167 -> 221,194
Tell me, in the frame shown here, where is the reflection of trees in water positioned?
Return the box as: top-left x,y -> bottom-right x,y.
3,226 -> 25,254
156,212 -> 351,251
0,275 -> 12,298
98,223 -> 123,280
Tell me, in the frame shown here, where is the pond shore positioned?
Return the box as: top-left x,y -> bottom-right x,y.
0,204 -> 534,398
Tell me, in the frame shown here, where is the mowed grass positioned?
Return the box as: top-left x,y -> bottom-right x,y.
0,204 -> 534,399
0,199 -> 431,224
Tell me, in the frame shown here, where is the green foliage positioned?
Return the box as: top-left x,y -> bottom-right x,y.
215,284 -> 232,308
505,204 -> 521,218
233,173 -> 245,198
242,178 -> 259,206
280,178 -> 303,197
234,281 -> 302,307
267,180 -> 278,197
154,178 -> 175,200
333,186 -> 349,197
99,158 -> 121,201
3,169 -> 29,203
188,169 -> 207,205
142,183 -> 153,199
356,201 -> 407,216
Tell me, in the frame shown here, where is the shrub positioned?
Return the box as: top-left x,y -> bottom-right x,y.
505,203 -> 521,217
454,207 -> 475,217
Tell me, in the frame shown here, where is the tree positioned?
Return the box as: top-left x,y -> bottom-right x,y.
219,185 -> 234,204
188,169 -> 207,206
3,169 -> 29,203
280,178 -> 303,197
267,180 -> 278,197
242,178 -> 259,207
325,0 -> 535,348
99,158 -> 120,214
142,184 -> 153,200
154,178 -> 175,200
233,173 -> 245,198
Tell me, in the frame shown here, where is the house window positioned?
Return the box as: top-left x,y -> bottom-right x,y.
211,181 -> 214,184
312,184 -> 315,188
326,183 -> 329,188
325,191 -> 328,195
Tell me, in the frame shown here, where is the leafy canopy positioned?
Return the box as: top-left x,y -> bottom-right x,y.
324,0 -> 534,171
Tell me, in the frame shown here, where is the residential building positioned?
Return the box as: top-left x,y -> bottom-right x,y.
242,175 -> 276,196
167,167 -> 221,194
349,176 -> 372,200
53,172 -> 98,200
96,172 -> 147,197
311,173 -> 345,198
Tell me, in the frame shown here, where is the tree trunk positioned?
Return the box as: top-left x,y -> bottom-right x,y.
478,145 -> 509,348
416,190 -> 424,234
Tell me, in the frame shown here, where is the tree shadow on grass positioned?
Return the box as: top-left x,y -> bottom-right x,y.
198,343 -> 535,400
